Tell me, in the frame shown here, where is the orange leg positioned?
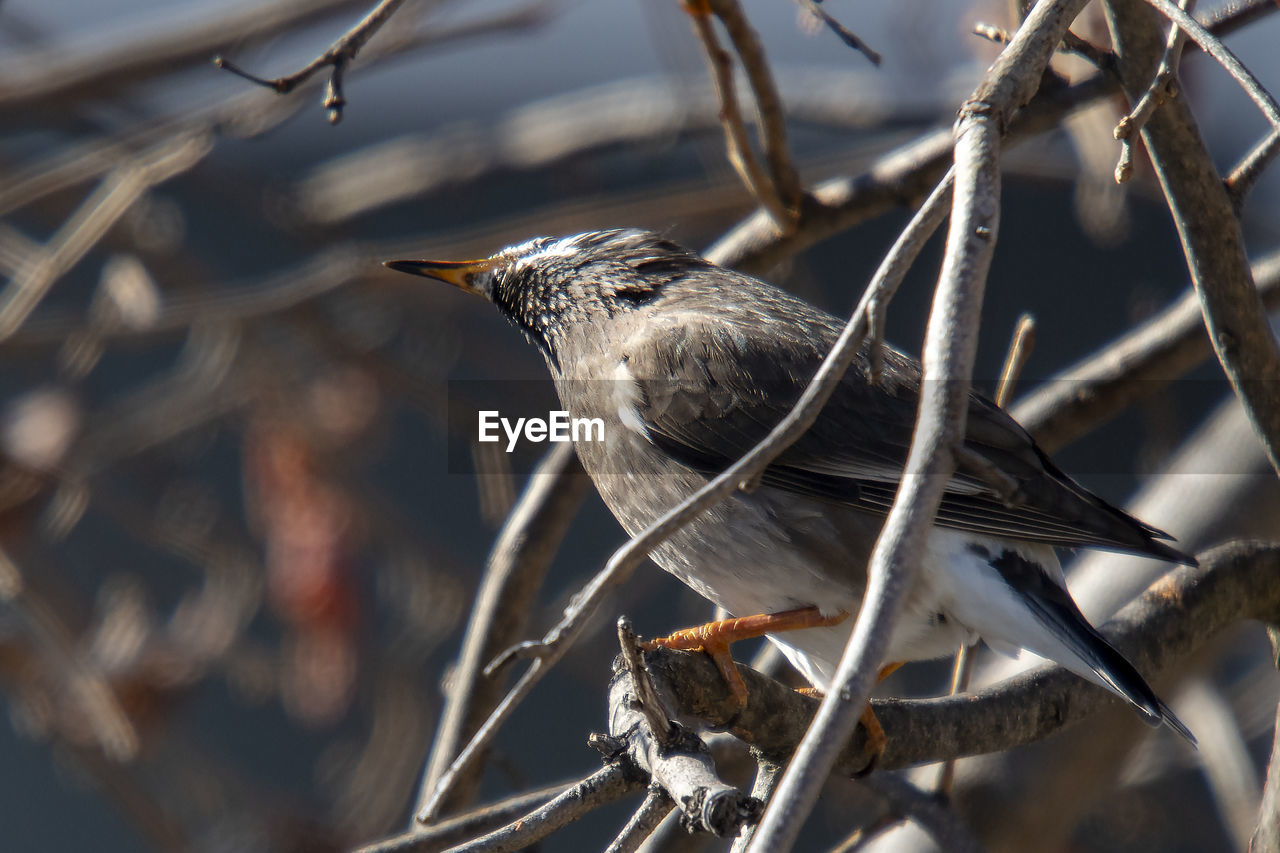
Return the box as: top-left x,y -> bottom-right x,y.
795,663 -> 902,771
640,606 -> 850,705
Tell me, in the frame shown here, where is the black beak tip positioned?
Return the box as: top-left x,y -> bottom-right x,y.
383,259 -> 420,275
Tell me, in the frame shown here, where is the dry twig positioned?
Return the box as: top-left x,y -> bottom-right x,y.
415,443 -> 588,819
215,0 -> 412,124
1113,0 -> 1195,184
684,4 -> 790,227
605,788 -> 676,853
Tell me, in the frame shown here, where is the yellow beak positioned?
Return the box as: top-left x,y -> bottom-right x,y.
382,256 -> 502,296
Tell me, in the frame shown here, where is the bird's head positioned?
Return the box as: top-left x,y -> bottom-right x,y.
384,229 -> 709,357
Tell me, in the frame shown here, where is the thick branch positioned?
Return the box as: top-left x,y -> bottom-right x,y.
639,541 -> 1280,773
607,660 -> 762,837
1106,0 -> 1280,477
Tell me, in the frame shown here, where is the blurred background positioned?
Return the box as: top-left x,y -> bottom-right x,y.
2,0 -> 1280,850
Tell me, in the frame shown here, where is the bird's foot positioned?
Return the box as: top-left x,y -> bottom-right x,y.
792,663 -> 901,774
641,606 -> 850,706
856,705 -> 887,775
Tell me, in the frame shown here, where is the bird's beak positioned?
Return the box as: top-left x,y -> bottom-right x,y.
382,256 -> 502,296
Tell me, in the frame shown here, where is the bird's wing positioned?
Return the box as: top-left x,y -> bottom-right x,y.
623,318 -> 1194,564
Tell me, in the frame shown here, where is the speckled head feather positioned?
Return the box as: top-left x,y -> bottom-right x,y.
482,229 -> 711,354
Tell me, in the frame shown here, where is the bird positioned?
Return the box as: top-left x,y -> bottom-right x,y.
384,228 -> 1196,745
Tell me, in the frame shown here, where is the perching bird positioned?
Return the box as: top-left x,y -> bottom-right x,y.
385,228 -> 1195,744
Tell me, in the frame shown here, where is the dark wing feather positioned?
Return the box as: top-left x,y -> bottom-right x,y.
625,314 -> 1195,565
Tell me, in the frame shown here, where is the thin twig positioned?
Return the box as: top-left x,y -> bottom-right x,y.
703,3 -> 1279,276
730,760 -> 782,853
1113,0 -> 1195,184
415,443 -> 588,819
706,0 -> 806,222
1,2 -> 551,219
937,313 -> 1035,795
747,1 -> 1091,847
617,618 -> 677,747
932,644 -> 973,797
995,314 -> 1037,410
417,764 -> 644,853
1226,127 -> 1280,211
791,0 -> 881,66
974,21 -> 1114,70
215,0 -> 410,124
705,74 -> 1115,275
353,779 -> 583,853
685,6 -> 790,227
1138,0 -> 1280,130
604,788 -> 676,853
0,0 -> 372,115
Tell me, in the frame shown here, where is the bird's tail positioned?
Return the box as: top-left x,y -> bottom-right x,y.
989,549 -> 1196,745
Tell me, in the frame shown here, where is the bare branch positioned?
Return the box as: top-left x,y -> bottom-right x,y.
996,314 -> 1036,409
791,0 -> 881,66
705,74 -> 1114,274
605,789 -> 676,853
0,0 -> 372,116
1227,128 -> 1280,210
607,655 -> 762,837
1107,0 -> 1280,478
616,618 -> 678,747
685,6 -> 790,225
372,764 -> 644,853
353,779 -> 585,853
1113,0 -> 1194,184
704,4 -> 1279,276
1138,0 -> 1280,130
705,0 -> 806,220
215,0 -> 411,124
415,443 -> 588,818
